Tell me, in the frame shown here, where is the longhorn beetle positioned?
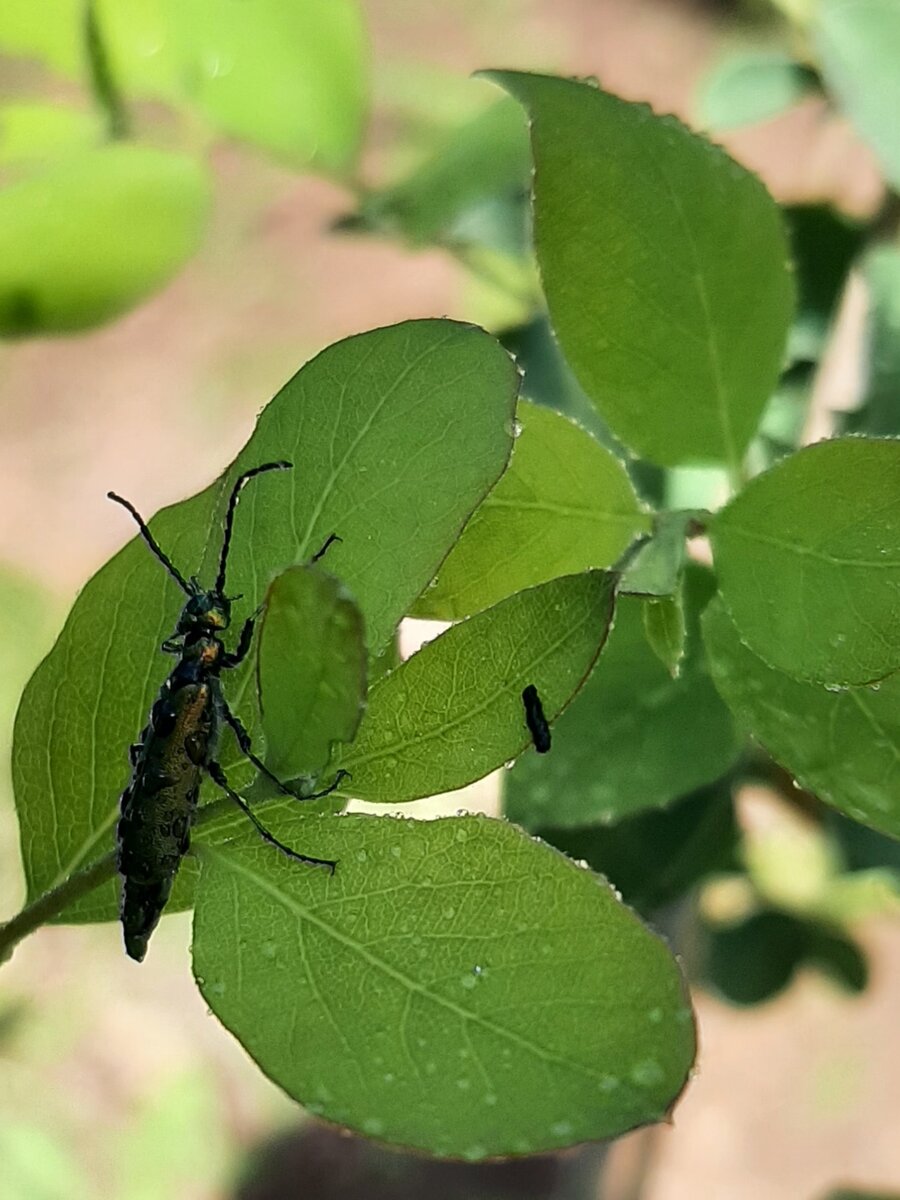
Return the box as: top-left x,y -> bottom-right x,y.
109,461 -> 345,962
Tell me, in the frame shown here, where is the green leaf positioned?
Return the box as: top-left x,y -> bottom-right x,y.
699,910 -> 807,1006
697,52 -> 820,130
785,206 -> 864,362
413,402 -> 650,620
335,571 -> 616,803
0,103 -> 101,167
698,909 -> 867,1006
485,71 -> 794,469
702,597 -> 900,840
347,97 -> 530,248
498,316 -> 618,447
711,437 -> 900,686
620,510 -> 697,597
257,565 -> 366,783
537,783 -> 739,917
0,0 -> 82,75
98,0 -> 368,175
815,0 -> 900,190
192,813 -> 696,1157
504,568 -> 741,828
642,591 -> 685,677
846,248 -> 900,437
13,319 -> 518,923
0,145 -> 211,337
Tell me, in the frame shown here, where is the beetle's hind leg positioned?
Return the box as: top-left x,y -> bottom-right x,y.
220,703 -> 350,802
207,760 -> 337,873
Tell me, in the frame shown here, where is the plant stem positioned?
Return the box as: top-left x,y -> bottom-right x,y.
84,0 -> 130,140
0,851 -> 117,965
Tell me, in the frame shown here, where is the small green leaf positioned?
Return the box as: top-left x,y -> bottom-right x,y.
0,145 -> 211,337
620,510 -> 697,597
485,71 -> 794,469
193,813 -> 696,1157
335,572 -> 616,802
504,568 -> 741,828
711,437 -> 900,686
538,783 -> 739,917
257,565 -> 366,783
697,52 -> 820,130
13,319 -> 518,923
642,591 -> 685,677
413,402 -> 650,620
347,97 -> 530,248
699,910 -> 807,1006
0,103 -> 101,167
815,0 -> 900,190
702,597 -> 900,840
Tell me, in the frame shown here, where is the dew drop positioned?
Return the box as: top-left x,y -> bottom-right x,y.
484,1092 -> 498,1106
460,974 -> 477,991
363,1117 -> 384,1136
383,1073 -> 395,1085
457,1077 -> 471,1090
648,1007 -> 663,1024
599,1075 -> 620,1092
443,905 -> 456,920
425,1061 -> 437,1076
261,941 -> 277,960
551,1120 -> 574,1137
464,1144 -> 487,1161
390,845 -> 402,858
356,849 -> 368,863
209,981 -> 226,998
631,1059 -> 664,1087
455,827 -> 469,843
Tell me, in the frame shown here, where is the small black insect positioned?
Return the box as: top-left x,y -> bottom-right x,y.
522,684 -> 551,754
110,461 -> 345,962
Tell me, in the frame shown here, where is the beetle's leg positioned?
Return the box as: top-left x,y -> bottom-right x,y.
221,616 -> 255,669
311,532 -> 341,563
206,760 -> 337,872
220,703 -> 350,802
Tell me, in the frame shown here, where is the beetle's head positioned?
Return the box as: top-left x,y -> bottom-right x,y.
177,588 -> 232,635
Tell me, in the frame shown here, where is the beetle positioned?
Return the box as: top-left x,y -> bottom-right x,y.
522,683 -> 551,754
109,461 -> 345,961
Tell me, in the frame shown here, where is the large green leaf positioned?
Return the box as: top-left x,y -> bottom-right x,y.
413,402 -> 650,620
703,597 -> 900,840
815,0 -> 900,190
0,145 -> 210,336
711,438 -> 900,686
193,813 -> 696,1157
504,569 -> 741,828
256,565 -> 366,784
98,0 -> 368,174
485,71 -> 794,469
13,320 -> 518,923
697,52 -> 820,130
335,572 -> 616,802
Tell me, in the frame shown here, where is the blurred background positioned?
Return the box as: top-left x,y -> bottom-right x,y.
1,0 -> 899,1197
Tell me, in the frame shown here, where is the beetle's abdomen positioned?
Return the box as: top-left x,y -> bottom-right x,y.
117,680 -> 215,961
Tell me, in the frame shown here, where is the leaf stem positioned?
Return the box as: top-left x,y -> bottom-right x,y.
84,0 -> 130,140
0,851 -> 117,965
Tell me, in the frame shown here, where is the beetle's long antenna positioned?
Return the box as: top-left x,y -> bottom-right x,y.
108,492 -> 192,594
216,461 -> 292,595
